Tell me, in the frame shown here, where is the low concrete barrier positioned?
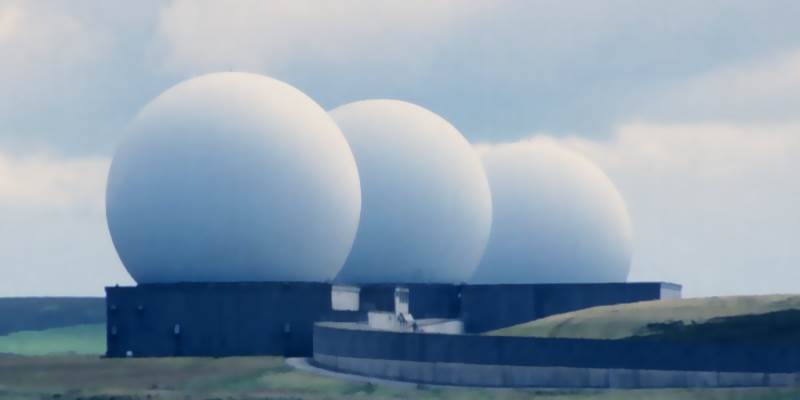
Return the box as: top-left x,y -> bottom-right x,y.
314,353 -> 800,388
313,323 -> 800,388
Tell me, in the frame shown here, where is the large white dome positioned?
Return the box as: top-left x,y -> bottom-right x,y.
331,100 -> 492,284
471,138 -> 632,284
106,72 -> 361,283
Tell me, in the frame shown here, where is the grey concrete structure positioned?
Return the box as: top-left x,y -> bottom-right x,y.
313,323 -> 800,388
314,354 -> 800,388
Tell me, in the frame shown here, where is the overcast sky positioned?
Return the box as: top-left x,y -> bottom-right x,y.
1,0 -> 798,297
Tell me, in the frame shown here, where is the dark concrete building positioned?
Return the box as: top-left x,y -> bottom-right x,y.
106,282 -> 351,357
106,281 -> 680,358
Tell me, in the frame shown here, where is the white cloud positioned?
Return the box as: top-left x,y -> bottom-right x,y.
644,48 -> 800,123
0,152 -> 132,296
0,1 -> 167,155
563,123 -> 799,179
152,0 -> 800,139
157,0 -> 485,80
0,152 -> 109,209
0,2 -> 108,112
0,3 -> 23,42
1,1 -> 799,297
552,123 -> 800,297
5,0 -> 800,153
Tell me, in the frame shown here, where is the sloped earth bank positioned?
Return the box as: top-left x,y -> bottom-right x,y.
490,294 -> 800,339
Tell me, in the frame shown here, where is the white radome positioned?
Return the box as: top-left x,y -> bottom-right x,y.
470,138 -> 633,284
106,72 -> 362,283
331,100 -> 492,284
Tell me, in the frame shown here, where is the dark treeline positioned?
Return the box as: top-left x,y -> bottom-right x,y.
0,297 -> 105,335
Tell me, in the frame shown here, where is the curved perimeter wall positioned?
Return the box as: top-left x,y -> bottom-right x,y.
313,323 -> 800,388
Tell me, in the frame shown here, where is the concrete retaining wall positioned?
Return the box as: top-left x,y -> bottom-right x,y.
313,323 -> 800,388
314,354 -> 800,388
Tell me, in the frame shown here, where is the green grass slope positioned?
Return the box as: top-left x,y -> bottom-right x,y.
0,355 -> 798,400
0,323 -> 104,356
489,294 -> 800,339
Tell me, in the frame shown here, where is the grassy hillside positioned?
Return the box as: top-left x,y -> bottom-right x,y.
489,294 -> 800,339
0,297 -> 104,336
0,355 -> 798,400
0,323 -> 105,356
637,309 -> 800,343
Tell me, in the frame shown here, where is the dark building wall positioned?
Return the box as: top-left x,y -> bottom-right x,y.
405,284 -> 462,319
356,285 -> 395,312
314,323 -> 800,374
461,282 -> 678,333
106,281 -> 679,357
106,282 -> 343,357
